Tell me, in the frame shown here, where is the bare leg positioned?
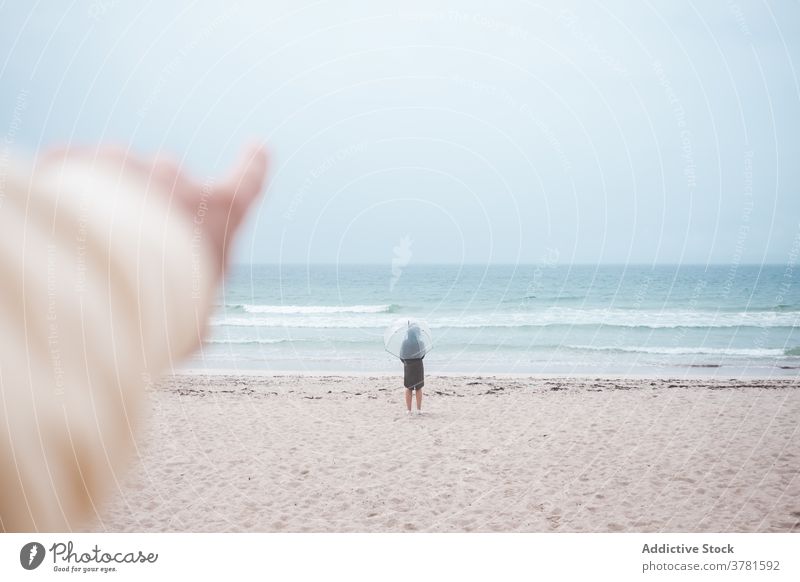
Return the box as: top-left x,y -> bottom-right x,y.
405,388 -> 412,412
415,388 -> 422,412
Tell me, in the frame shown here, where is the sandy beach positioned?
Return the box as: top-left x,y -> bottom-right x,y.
91,374 -> 800,533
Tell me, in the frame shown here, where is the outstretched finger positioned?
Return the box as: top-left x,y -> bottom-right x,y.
219,143 -> 269,205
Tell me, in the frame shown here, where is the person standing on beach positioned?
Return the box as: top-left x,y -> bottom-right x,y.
400,325 -> 425,415
0,143 -> 267,532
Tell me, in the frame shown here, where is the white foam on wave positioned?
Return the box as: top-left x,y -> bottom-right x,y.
210,307 -> 800,329
565,345 -> 789,357
440,308 -> 800,329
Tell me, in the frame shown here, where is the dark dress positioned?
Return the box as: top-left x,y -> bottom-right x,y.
400,334 -> 425,390
402,358 -> 424,390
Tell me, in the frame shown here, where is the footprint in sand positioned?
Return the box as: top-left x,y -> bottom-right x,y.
547,515 -> 561,529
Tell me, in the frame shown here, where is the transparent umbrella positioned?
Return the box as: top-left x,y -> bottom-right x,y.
384,318 -> 433,359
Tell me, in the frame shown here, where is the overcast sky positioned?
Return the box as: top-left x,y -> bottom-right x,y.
1,0 -> 798,265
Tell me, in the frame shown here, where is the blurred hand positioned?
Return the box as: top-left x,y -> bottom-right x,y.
40,143 -> 269,278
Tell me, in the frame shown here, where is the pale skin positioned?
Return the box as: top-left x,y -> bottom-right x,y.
405,387 -> 422,412
37,143 -> 268,354
39,142 -> 268,283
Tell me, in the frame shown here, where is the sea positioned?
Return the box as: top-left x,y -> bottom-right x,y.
185,264 -> 800,376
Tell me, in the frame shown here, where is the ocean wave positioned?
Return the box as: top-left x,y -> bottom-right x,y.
209,307 -> 799,329
445,308 -> 800,329
508,294 -> 586,302
199,338 -> 799,359
204,338 -> 309,345
437,322 -> 798,330
563,345 -> 790,357
225,303 -> 397,315
737,304 -> 800,313
209,320 -> 799,330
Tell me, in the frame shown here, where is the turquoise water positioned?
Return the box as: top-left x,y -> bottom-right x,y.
187,264 -> 800,375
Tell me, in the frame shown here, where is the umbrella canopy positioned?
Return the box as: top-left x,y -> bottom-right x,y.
384,318 -> 433,359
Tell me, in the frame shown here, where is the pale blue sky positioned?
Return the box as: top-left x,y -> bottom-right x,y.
1,1 -> 798,265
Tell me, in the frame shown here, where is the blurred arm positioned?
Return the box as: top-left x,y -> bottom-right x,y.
0,146 -> 265,531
